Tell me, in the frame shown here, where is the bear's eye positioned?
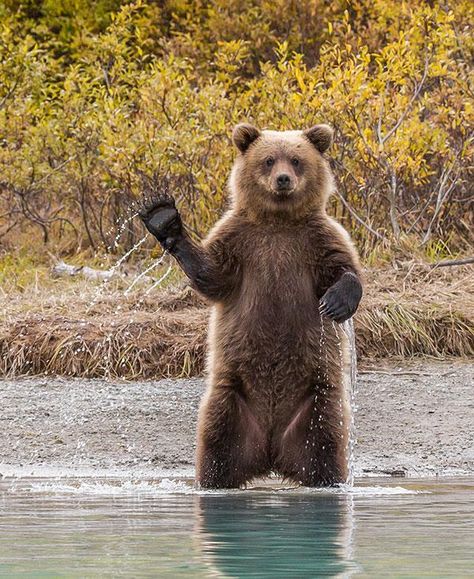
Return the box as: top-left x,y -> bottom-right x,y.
265,157 -> 275,167
291,157 -> 300,167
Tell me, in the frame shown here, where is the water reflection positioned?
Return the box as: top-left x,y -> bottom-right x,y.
1,477 -> 473,577
196,492 -> 356,578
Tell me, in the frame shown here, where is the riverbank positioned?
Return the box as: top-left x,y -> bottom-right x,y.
1,263 -> 472,379
0,361 -> 472,480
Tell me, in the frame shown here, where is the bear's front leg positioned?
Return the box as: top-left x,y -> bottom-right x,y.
196,382 -> 269,489
139,194 -> 232,301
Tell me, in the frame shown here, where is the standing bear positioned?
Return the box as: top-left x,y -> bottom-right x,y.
139,124 -> 363,488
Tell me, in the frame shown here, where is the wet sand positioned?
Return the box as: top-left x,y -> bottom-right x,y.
0,361 -> 472,479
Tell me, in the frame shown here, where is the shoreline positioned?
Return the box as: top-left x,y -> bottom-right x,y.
2,264 -> 473,381
1,360 -> 472,480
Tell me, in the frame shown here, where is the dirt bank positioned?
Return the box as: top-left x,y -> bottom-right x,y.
1,264 -> 473,380
0,361 -> 472,479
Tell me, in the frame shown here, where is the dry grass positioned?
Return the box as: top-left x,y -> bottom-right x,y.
0,273 -> 208,379
1,309 -> 207,379
356,263 -> 474,360
0,263 -> 472,379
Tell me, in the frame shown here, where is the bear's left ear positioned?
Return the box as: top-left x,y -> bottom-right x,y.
303,124 -> 334,153
232,123 -> 261,153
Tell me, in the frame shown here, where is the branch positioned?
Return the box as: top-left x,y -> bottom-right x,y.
334,190 -> 386,240
430,257 -> 474,269
422,162 -> 460,244
381,54 -> 430,145
376,83 -> 387,146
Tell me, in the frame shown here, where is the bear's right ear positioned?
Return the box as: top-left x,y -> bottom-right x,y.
232,123 -> 261,153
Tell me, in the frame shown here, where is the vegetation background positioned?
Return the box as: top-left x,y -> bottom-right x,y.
0,0 -> 472,378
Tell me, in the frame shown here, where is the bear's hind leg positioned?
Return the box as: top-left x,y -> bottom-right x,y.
196,381 -> 269,489
274,385 -> 350,487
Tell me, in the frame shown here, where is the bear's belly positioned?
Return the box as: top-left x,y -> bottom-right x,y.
209,278 -> 345,431
212,273 -> 325,386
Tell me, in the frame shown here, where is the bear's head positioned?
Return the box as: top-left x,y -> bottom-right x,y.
229,124 -> 334,218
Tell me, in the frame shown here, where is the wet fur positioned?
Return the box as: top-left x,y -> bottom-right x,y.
140,126 -> 362,488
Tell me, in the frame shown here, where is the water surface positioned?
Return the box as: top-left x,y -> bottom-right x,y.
0,477 -> 472,577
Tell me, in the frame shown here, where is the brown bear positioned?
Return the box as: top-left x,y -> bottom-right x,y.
139,123 -> 363,488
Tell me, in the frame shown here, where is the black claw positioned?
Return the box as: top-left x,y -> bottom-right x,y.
138,193 -> 175,219
333,306 -> 347,317
137,189 -> 182,245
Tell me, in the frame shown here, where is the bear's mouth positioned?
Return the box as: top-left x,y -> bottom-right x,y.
272,189 -> 295,201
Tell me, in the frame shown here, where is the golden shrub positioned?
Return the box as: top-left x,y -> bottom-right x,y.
0,0 -> 472,258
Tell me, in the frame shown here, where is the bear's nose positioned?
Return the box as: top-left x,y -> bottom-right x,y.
276,174 -> 291,189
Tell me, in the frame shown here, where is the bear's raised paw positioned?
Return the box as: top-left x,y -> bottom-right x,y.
138,193 -> 182,245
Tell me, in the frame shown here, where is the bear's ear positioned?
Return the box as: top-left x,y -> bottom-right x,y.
303,124 -> 334,153
232,123 -> 261,153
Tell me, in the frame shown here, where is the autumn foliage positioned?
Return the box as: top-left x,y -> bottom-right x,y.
0,0 -> 472,260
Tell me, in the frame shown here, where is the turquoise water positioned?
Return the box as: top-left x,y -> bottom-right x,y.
0,477 -> 473,577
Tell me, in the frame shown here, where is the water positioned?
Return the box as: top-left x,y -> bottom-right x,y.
0,476 -> 472,577
318,315 -> 358,486
123,251 -> 168,295
342,319 -> 357,486
108,211 -> 139,252
144,263 -> 173,294
94,216 -> 173,297
108,234 -> 149,277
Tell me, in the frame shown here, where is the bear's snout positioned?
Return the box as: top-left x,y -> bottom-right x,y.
276,173 -> 291,189
274,172 -> 295,196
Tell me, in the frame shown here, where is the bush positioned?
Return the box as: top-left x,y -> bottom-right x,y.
0,0 -> 472,259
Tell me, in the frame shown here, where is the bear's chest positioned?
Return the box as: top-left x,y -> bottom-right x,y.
223,229 -> 320,353
240,228 -> 317,297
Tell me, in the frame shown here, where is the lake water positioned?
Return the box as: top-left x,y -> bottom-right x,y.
0,476 -> 472,578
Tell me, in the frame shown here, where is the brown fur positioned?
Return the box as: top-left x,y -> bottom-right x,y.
191,126 -> 362,488
140,124 -> 363,488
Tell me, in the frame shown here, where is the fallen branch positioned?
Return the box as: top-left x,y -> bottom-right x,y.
51,261 -> 117,281
430,257 -> 474,269
51,259 -> 163,289
359,370 -> 431,376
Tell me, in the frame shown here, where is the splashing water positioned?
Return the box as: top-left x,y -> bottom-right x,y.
108,234 -> 149,277
74,227 -> 158,379
21,478 -> 419,497
318,312 -> 327,382
323,316 -> 357,486
80,209 -> 176,377
145,263 -> 173,295
124,251 -> 168,296
342,318 -> 358,486
109,211 -> 139,251
27,478 -> 196,497
85,233 -> 154,315
85,233 -> 150,313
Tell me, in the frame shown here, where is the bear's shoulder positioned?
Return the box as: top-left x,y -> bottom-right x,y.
306,213 -> 352,244
204,210 -> 246,247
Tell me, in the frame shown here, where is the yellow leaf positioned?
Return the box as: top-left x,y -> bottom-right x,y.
294,68 -> 306,93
